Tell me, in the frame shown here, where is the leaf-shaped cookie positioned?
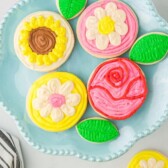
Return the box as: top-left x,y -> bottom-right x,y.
129,33 -> 168,65
76,118 -> 119,143
57,0 -> 87,20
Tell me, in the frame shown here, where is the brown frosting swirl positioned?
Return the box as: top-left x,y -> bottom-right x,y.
29,27 -> 56,55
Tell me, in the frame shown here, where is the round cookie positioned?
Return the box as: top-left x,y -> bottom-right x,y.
128,150 -> 168,168
88,58 -> 148,120
26,72 -> 87,132
76,118 -> 119,143
129,32 -> 168,65
77,0 -> 138,58
14,11 -> 74,72
56,0 -> 87,20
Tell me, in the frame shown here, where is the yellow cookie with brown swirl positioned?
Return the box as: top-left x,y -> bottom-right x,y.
14,11 -> 75,72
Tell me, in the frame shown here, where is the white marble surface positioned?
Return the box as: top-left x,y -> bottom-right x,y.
0,0 -> 168,168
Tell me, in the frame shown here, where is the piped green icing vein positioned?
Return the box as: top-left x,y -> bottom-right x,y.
76,118 -> 119,143
58,0 -> 87,20
129,33 -> 168,64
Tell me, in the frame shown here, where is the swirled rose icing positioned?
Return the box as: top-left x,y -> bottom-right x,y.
77,0 -> 138,58
88,58 -> 148,120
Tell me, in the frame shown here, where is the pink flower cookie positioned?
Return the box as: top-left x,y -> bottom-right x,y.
88,58 -> 148,120
77,0 -> 139,58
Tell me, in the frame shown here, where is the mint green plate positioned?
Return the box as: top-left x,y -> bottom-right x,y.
0,0 -> 168,162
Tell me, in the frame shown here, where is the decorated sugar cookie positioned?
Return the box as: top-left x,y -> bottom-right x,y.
77,0 -> 138,58
56,0 -> 87,20
128,150 -> 168,168
76,118 -> 119,143
26,72 -> 87,132
14,11 -> 74,72
129,32 -> 168,65
88,58 -> 148,120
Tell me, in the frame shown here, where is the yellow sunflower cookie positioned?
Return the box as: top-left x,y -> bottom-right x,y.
128,150 -> 168,168
26,72 -> 87,132
14,11 -> 74,72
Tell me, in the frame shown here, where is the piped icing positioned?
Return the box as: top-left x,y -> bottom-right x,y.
77,0 -> 138,58
29,27 -> 56,55
19,15 -> 67,66
76,118 -> 119,143
129,33 -> 168,65
86,2 -> 128,50
140,158 -> 164,168
128,150 -> 168,168
57,0 -> 87,20
88,58 -> 148,120
27,72 -> 87,132
14,11 -> 75,72
33,78 -> 81,122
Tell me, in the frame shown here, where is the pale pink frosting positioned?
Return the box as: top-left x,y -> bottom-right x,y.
49,93 -> 66,108
88,58 -> 148,120
77,0 -> 138,57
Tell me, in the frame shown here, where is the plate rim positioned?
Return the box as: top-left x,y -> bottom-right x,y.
0,0 -> 168,162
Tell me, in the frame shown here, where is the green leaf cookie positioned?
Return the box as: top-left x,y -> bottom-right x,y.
76,118 -> 119,143
57,0 -> 87,20
129,33 -> 168,65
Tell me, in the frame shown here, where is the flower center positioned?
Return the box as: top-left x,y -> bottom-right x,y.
98,16 -> 115,35
49,93 -> 65,108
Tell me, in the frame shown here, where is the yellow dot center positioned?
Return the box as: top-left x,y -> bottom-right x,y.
98,16 -> 115,35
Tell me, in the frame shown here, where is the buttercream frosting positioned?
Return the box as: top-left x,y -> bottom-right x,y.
29,27 -> 56,55
27,72 -> 87,132
14,11 -> 74,72
88,58 -> 148,120
77,0 -> 138,58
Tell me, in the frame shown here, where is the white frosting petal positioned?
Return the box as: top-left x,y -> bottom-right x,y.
40,104 -> 52,117
66,93 -> 81,106
155,161 -> 165,168
37,85 -> 50,100
96,34 -> 109,50
148,158 -> 157,167
115,22 -> 128,35
109,32 -> 121,46
140,160 -> 148,168
112,9 -> 126,22
47,78 -> 61,93
61,104 -> 75,116
139,158 -> 165,168
86,16 -> 98,29
51,108 -> 64,122
94,7 -> 106,20
86,28 -> 98,40
105,2 -> 117,16
32,98 -> 47,110
59,81 -> 74,96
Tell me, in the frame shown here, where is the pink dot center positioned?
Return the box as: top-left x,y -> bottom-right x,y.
49,94 -> 66,108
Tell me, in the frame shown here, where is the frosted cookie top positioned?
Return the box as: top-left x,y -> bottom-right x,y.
128,150 -> 168,168
88,58 -> 148,120
27,72 -> 87,132
77,0 -> 138,58
14,11 -> 74,72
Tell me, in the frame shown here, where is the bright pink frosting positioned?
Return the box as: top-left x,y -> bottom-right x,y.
49,94 -> 66,108
88,58 -> 148,120
77,0 -> 138,57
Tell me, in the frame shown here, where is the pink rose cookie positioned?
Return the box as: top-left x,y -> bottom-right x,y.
88,58 -> 148,120
77,0 -> 138,58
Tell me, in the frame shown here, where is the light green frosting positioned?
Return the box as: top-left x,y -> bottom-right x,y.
76,118 -> 119,143
129,33 -> 168,64
58,0 -> 87,20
